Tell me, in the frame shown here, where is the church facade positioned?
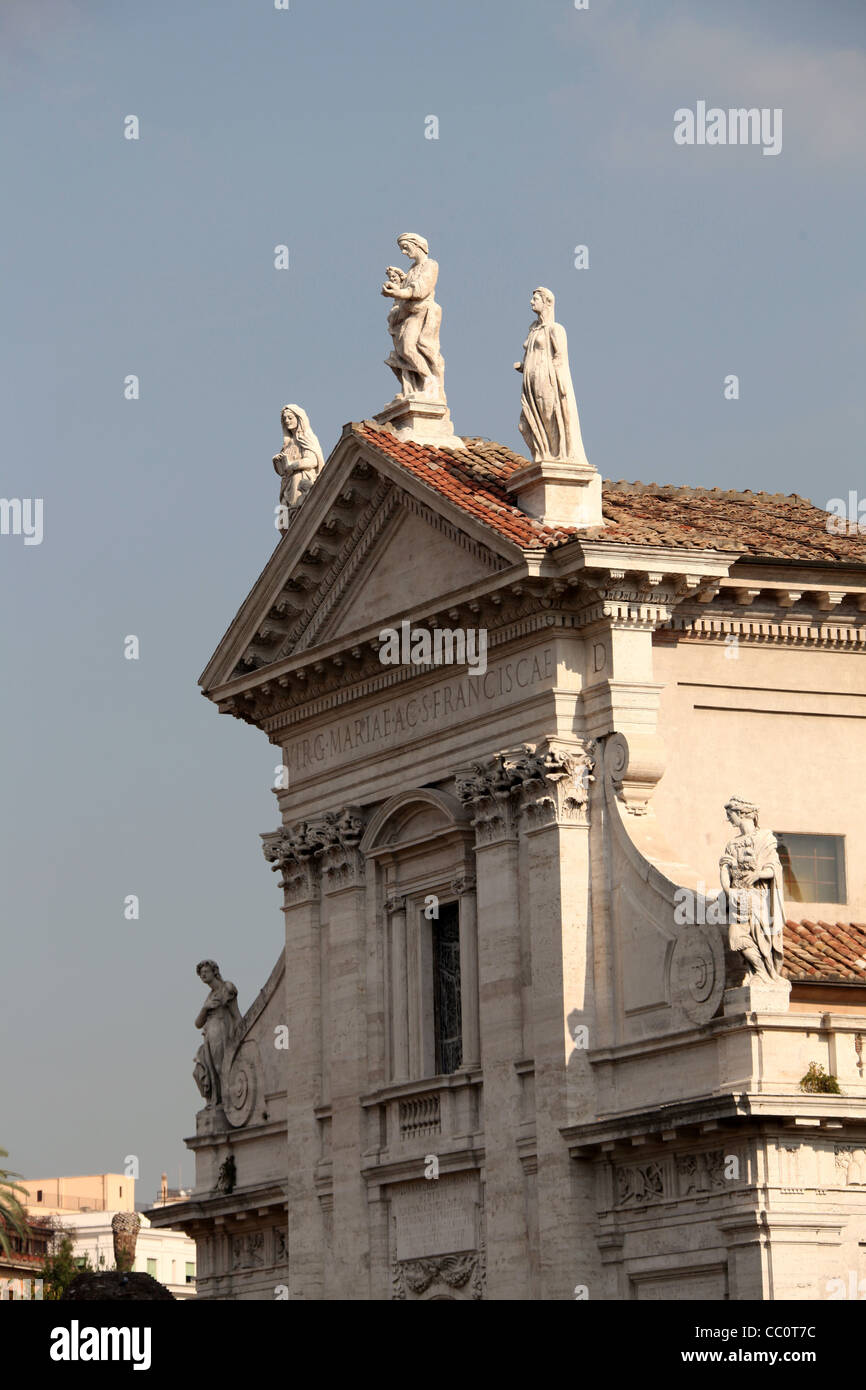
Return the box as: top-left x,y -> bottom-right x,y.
150,248 -> 866,1300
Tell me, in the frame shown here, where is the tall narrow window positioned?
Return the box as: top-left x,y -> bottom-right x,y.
433,902 -> 462,1075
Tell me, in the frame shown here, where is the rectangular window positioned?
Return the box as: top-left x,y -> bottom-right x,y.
775,833 -> 847,904
432,902 -> 462,1075
146,1258 -> 157,1278
36,1191 -> 42,1203
186,1263 -> 195,1283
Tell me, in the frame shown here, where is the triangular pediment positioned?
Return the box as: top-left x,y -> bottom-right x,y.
311,498 -> 505,649
200,428 -> 518,695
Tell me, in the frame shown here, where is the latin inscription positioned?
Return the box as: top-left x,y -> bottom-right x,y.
393,1178 -> 477,1261
284,647 -> 555,777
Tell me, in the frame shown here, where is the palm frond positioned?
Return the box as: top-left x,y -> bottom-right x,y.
0,1148 -> 32,1257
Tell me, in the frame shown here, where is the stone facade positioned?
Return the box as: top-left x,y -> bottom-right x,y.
154,413 -> 866,1300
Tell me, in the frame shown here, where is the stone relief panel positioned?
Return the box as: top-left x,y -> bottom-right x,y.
231,1231 -> 265,1271
835,1147 -> 866,1186
605,1148 -> 746,1213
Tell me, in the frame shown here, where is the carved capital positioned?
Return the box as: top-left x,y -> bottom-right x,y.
264,804 -> 367,898
451,874 -> 477,897
384,892 -> 407,916
458,742 -> 595,837
514,741 -> 596,829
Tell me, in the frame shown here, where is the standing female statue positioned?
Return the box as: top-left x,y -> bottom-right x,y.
381,234 -> 445,401
193,960 -> 242,1107
719,797 -> 786,983
514,287 -> 588,464
272,405 -> 325,515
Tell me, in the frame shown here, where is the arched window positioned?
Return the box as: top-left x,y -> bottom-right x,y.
361,790 -> 479,1084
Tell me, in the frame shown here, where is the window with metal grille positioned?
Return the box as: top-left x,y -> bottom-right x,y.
432,902 -> 462,1075
775,832 -> 847,904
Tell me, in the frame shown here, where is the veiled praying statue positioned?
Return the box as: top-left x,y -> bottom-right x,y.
381,233 -> 445,402
272,405 -> 325,528
193,959 -> 242,1108
719,797 -> 786,983
514,288 -> 588,465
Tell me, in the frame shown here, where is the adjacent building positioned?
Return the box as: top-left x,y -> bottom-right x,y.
21,1172 -> 197,1299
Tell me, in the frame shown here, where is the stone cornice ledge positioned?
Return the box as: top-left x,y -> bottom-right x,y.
564,1094 -> 866,1155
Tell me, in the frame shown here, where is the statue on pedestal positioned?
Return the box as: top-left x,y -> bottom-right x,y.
381,234 -> 445,402
719,797 -> 786,983
514,287 -> 588,465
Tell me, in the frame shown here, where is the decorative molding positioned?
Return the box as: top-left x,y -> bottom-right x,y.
603,730 -> 666,815
661,613 -> 866,649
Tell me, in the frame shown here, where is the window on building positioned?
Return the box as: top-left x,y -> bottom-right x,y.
775,833 -> 847,904
36,1190 -> 42,1202
432,901 -> 462,1075
185,1262 -> 195,1284
146,1258 -> 157,1278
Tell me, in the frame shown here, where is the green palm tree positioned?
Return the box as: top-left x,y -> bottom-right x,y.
0,1149 -> 31,1258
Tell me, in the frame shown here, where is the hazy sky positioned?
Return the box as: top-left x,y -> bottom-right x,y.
1,0 -> 864,1202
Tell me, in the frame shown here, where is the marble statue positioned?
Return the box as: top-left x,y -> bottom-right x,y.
719,797 -> 786,983
111,1211 -> 141,1274
381,234 -> 445,401
272,405 -> 325,524
193,959 -> 242,1107
514,288 -> 588,465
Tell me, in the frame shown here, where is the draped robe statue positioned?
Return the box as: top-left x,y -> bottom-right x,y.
719,797 -> 786,983
381,234 -> 445,401
193,959 -> 242,1107
272,405 -> 325,526
514,287 -> 588,464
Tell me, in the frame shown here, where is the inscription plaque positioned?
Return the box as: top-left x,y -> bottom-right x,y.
392,1176 -> 478,1262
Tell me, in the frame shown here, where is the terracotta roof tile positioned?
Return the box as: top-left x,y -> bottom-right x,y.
783,919 -> 866,982
354,423 -> 866,564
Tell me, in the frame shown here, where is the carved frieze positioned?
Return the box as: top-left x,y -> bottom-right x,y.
231,1231 -> 265,1271
835,1147 -> 866,1185
609,1148 -> 744,1211
391,1249 -> 485,1300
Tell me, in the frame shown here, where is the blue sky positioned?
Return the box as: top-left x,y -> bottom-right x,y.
1,0 -> 864,1201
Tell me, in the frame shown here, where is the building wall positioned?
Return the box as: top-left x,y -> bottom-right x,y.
652,638 -> 866,918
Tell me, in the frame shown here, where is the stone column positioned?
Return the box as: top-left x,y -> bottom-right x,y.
457,760 -> 530,1299
319,811 -> 369,1300
452,873 -> 480,1071
516,742 -> 600,1301
385,893 -> 409,1083
263,827 -> 324,1301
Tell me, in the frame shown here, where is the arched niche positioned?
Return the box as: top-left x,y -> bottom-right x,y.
360,788 -> 471,859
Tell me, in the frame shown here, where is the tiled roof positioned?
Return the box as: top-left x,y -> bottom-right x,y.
784,919 -> 866,983
354,423 -> 866,564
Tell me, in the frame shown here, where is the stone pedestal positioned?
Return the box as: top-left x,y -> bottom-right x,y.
724,977 -> 791,1016
506,458 -> 602,527
373,396 -> 466,450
